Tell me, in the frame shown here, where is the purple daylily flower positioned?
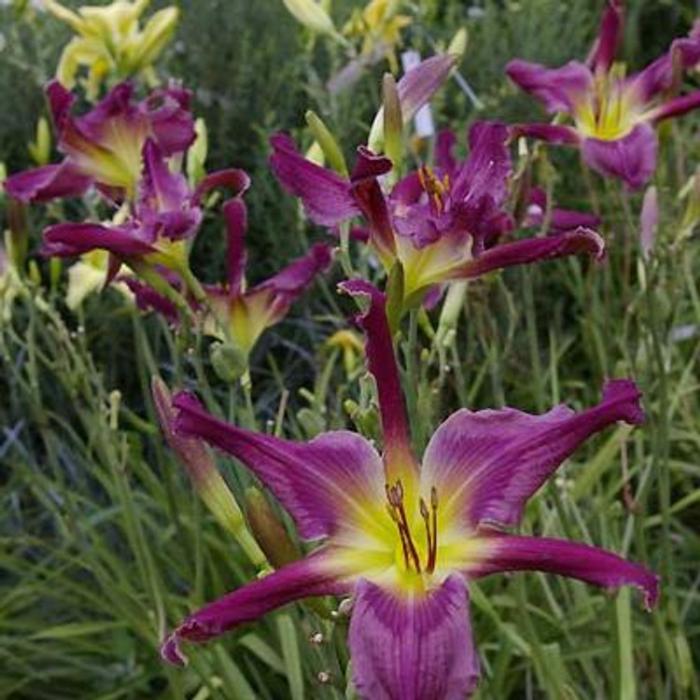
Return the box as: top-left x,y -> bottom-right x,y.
4,81 -> 195,203
204,196 -> 333,354
160,280 -> 658,699
507,0 -> 700,189
40,141 -> 249,280
270,122 -> 604,306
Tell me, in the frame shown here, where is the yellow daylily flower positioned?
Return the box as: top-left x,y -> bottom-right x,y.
44,0 -> 179,99
66,249 -> 132,310
343,0 -> 412,72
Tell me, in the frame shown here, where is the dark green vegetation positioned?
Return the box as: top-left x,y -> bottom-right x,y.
1,1 -> 699,698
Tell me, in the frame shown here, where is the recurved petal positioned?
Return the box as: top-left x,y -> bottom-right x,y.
161,552 -> 346,666
3,163 -> 92,203
349,576 -> 480,700
506,59 -> 593,114
350,148 -> 396,263
526,187 -> 601,232
173,392 -> 385,540
192,168 -> 251,204
421,380 -> 644,529
254,242 -> 333,297
269,133 -> 360,227
222,198 -> 248,294
453,226 -> 605,281
41,222 -> 155,258
581,123 -> 657,190
470,533 -> 659,610
339,280 -> 416,480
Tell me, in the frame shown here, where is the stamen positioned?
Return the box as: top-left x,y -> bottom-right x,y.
428,487 -> 438,573
385,480 -> 421,573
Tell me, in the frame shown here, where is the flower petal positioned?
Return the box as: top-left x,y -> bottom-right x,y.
253,242 -> 333,298
510,123 -> 581,146
162,552 -> 345,666
587,0 -> 623,74
222,198 -> 247,294
41,222 -> 156,258
526,187 -> 601,232
142,85 -> 196,156
3,163 -> 92,203
647,90 -> 700,124
453,226 -> 605,280
435,129 -> 458,176
506,60 -> 593,114
421,380 -> 644,528
581,123 -> 657,190
269,133 -> 360,227
173,392 -> 385,540
471,533 -> 659,610
339,280 -> 417,480
192,167 -> 250,205
350,147 -> 396,264
631,29 -> 700,103
349,576 -> 480,700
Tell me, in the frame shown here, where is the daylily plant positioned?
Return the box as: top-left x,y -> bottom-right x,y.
271,121 -> 604,309
160,280 -> 658,699
203,196 -> 333,357
507,0 -> 700,189
44,0 -> 179,100
4,80 -> 194,204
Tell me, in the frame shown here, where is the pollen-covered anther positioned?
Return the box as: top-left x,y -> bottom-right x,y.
418,165 -> 450,215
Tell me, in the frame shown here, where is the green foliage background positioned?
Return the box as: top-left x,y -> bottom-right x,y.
1,1 -> 699,698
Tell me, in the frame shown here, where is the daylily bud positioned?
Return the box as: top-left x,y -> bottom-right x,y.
245,487 -> 301,569
436,281 -> 467,346
6,198 -> 28,271
152,377 -> 266,567
28,117 -> 51,166
282,0 -> 336,35
305,110 -> 349,177
187,118 -> 209,188
297,407 -> 326,439
385,260 -> 405,334
382,73 -> 403,179
447,28 -> 469,60
210,341 -> 249,384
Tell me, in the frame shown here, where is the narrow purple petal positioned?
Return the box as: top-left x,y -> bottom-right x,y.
471,533 -> 659,610
3,163 -> 92,203
631,30 -> 700,102
269,133 -> 360,227
350,148 -> 396,262
581,124 -> 657,190
435,129 -> 458,176
173,392 -> 385,540
647,90 -> 700,124
41,222 -> 155,258
162,552 -> 345,666
506,60 -> 593,114
192,168 -> 250,205
587,0 -> 624,73
451,121 -> 512,224
339,280 -> 416,478
123,276 -> 180,322
222,198 -> 247,294
510,123 -> 581,146
422,380 -> 644,528
253,242 -> 332,297
142,85 -> 196,156
526,187 -> 601,232
349,576 -> 479,700
454,226 -> 605,280
396,54 -> 457,122
137,139 -> 201,240
46,80 -> 75,131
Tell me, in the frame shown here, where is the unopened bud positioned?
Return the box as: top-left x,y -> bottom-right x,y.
282,0 -> 336,35
152,377 -> 266,567
382,73 -> 403,179
210,341 -> 248,383
305,110 -> 348,177
245,487 -> 301,569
